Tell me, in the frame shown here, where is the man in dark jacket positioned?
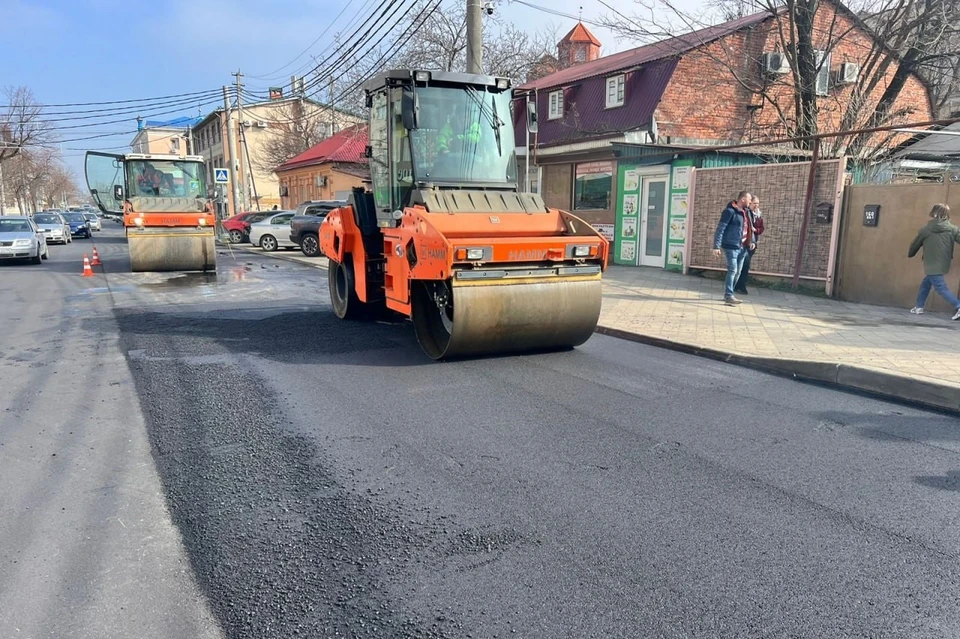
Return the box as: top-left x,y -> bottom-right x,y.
713,191 -> 753,305
908,203 -> 960,320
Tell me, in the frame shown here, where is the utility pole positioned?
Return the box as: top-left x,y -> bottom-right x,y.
233,70 -> 249,211
466,0 -> 483,74
328,76 -> 335,139
223,85 -> 241,216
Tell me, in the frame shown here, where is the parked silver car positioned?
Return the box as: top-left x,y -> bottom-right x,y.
249,211 -> 297,252
0,216 -> 49,264
82,212 -> 102,231
32,212 -> 72,245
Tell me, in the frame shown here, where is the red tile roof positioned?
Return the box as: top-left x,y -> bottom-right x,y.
520,10 -> 772,92
276,125 -> 368,172
562,22 -> 602,46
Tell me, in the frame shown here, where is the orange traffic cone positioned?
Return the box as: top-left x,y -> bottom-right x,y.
91,247 -> 101,266
82,254 -> 94,277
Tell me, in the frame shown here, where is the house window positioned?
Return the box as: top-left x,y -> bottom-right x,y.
605,74 -> 625,108
815,50 -> 832,96
548,90 -> 563,120
573,161 -> 614,210
575,46 -> 586,63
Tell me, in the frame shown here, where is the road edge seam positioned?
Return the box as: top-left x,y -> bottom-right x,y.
595,325 -> 960,416
230,244 -> 329,270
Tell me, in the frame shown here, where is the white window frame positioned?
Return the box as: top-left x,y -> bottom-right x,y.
815,50 -> 832,97
548,90 -> 563,120
605,74 -> 625,108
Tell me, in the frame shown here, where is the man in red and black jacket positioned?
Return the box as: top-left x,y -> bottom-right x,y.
735,196 -> 765,295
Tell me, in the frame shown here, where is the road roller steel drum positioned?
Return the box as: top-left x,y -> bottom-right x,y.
411,266 -> 603,360
126,226 -> 216,273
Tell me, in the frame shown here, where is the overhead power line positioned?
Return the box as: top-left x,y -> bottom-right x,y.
0,88 -> 225,110
28,92 -> 227,124
246,0 -> 365,81
245,0 -> 411,99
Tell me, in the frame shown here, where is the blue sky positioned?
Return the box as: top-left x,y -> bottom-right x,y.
1,0 -> 701,182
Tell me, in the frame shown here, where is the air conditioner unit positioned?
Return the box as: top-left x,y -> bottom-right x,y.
242,119 -> 253,127
255,120 -> 268,128
761,52 -> 789,74
837,62 -> 859,84
315,175 -> 327,187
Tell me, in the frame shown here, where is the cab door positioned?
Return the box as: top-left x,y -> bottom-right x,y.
84,152 -> 125,215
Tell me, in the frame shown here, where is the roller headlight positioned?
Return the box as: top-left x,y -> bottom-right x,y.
573,245 -> 591,257
198,218 -> 207,226
133,217 -> 144,227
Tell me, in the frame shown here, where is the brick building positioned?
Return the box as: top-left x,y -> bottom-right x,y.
275,125 -> 369,208
513,1 -> 933,270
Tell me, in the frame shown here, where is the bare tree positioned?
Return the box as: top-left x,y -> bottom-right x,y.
44,163 -> 81,208
1,86 -> 55,162
3,148 -> 60,213
253,99 -> 362,172
597,0 -> 956,160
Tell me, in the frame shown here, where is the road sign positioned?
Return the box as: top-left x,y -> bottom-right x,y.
214,168 -> 229,184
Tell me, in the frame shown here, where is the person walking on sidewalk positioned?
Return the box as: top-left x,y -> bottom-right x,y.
735,195 -> 765,295
908,203 -> 960,321
713,191 -> 754,306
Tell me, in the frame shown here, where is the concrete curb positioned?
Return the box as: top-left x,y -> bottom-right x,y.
595,325 -> 960,416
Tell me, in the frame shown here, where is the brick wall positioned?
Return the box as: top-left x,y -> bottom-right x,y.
689,159 -> 844,280
656,4 -> 933,149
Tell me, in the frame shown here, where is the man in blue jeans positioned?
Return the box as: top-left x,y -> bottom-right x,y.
712,191 -> 754,306
908,203 -> 960,321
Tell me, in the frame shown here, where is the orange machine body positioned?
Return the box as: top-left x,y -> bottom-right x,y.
320,203 -> 610,318
122,199 -> 215,229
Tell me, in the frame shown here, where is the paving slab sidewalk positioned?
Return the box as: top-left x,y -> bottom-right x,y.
598,265 -> 960,414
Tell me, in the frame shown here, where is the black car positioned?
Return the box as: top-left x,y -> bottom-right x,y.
289,200 -> 346,257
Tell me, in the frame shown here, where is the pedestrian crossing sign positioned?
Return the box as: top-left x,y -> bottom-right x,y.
214,168 -> 229,184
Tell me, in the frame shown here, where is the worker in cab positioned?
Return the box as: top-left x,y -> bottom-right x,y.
137,164 -> 162,195
437,104 -> 482,155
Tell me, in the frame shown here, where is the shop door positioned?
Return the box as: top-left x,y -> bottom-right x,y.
639,178 -> 668,267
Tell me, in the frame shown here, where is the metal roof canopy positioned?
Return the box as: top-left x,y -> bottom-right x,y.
362,69 -> 511,95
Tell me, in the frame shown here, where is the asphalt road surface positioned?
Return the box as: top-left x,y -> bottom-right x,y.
2,224 -> 959,639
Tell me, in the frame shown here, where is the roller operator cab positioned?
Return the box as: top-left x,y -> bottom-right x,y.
84,151 -> 216,272
319,69 -> 610,361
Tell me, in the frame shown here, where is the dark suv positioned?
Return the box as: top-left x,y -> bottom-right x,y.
289,200 -> 347,257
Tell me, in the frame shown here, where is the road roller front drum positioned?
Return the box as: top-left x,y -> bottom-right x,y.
126,227 -> 216,273
411,273 -> 603,361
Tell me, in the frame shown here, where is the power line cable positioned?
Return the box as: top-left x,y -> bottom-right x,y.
248,0 -> 408,97
0,88 -> 225,110
246,0 -> 364,81
27,92 -> 227,124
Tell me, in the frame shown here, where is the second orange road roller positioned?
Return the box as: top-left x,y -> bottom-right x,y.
320,69 -> 609,360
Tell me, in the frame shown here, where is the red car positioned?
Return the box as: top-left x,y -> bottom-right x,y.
223,211 -> 272,243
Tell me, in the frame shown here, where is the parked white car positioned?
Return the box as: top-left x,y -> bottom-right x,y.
0,216 -> 49,264
249,211 -> 297,252
32,212 -> 72,245
82,212 -> 102,231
